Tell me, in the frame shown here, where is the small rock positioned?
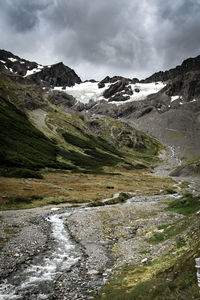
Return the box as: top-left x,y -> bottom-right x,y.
141,258 -> 148,264
157,229 -> 164,233
87,269 -> 99,275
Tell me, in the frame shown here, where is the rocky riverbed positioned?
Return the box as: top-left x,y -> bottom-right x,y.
0,149 -> 199,299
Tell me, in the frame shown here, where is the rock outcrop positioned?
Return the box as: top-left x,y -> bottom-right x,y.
143,55 -> 200,83
29,62 -> 81,87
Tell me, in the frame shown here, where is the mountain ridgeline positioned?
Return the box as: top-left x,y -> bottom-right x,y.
0,50 -> 161,178
0,49 -> 200,300
0,49 -> 200,177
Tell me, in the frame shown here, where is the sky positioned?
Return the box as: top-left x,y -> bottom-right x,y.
1,0 -> 200,80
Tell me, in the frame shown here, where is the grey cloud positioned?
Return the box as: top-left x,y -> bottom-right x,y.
0,0 -> 200,79
1,0 -> 51,32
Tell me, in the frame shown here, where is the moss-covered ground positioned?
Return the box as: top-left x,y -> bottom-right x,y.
95,195 -> 200,300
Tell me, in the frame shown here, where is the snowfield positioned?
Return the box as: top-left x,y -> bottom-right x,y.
53,81 -> 166,105
54,82 -> 110,103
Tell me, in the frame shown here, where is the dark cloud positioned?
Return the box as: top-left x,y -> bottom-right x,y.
0,0 -> 200,79
1,0 -> 50,32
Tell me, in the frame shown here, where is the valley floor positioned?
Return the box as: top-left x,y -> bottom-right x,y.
0,149 -> 200,299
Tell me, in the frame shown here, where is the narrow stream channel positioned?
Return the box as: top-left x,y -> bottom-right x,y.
0,211 -> 81,300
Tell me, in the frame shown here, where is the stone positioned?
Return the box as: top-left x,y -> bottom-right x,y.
141,258 -> 148,264
87,269 -> 99,275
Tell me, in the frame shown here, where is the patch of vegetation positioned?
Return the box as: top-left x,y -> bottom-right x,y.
5,195 -> 43,205
157,224 -> 171,230
163,188 -> 177,194
96,214 -> 200,300
87,201 -> 106,207
0,168 -> 43,179
0,237 -> 8,251
147,218 -> 191,245
168,193 -> 200,215
147,232 -> 165,243
58,146 -> 122,174
87,194 -> 131,207
105,192 -> 130,205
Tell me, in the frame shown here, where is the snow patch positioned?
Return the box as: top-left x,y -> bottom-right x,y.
171,95 -> 180,102
0,60 -> 6,64
8,57 -> 17,62
53,81 -> 165,105
114,82 -> 166,105
24,65 -> 44,77
53,82 -> 110,104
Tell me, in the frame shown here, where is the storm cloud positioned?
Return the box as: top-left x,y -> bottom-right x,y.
1,0 -> 200,79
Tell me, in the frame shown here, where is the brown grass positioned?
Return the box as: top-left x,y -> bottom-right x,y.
0,168 -> 175,210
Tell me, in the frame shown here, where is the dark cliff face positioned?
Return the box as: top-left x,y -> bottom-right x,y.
29,62 -> 81,87
0,49 -> 82,87
0,49 -> 37,76
162,71 -> 200,102
141,54 -> 200,103
143,55 -> 200,83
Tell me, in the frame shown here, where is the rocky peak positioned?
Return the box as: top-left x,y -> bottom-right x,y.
0,49 -> 38,76
28,62 -> 81,87
143,54 -> 200,83
98,75 -> 136,88
0,49 -> 82,88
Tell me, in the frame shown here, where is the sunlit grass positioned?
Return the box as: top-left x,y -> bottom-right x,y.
0,168 -> 175,210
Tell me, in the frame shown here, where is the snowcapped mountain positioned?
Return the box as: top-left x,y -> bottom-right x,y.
1,49 -> 200,167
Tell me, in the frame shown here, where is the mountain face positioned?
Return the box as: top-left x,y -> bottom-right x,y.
0,49 -> 200,176
29,62 -> 81,87
0,49 -> 81,87
0,52 -> 161,178
143,55 -> 200,82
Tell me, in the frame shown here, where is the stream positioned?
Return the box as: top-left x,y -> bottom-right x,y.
0,212 -> 81,300
0,147 -> 199,299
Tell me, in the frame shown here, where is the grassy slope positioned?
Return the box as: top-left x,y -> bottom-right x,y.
44,109 -> 162,172
0,96 -> 69,178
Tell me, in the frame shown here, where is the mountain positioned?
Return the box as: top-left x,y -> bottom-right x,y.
66,54 -> 200,172
0,49 -> 200,177
0,49 -> 200,300
0,51 -> 161,178
143,55 -> 200,82
0,49 -> 81,87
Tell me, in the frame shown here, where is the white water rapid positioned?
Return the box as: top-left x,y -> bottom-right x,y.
0,212 -> 81,300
